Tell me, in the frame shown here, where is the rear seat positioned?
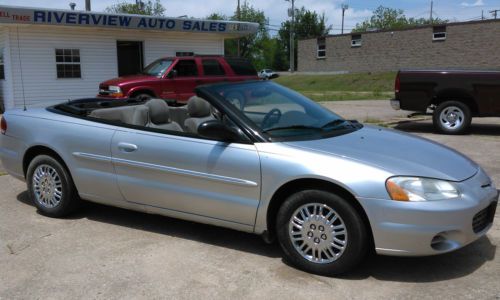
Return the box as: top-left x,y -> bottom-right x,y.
89,105 -> 149,126
89,100 -> 184,132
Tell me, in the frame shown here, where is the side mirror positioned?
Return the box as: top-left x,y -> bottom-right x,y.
198,120 -> 241,142
167,70 -> 177,79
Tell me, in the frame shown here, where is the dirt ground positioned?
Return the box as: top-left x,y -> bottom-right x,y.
0,101 -> 499,299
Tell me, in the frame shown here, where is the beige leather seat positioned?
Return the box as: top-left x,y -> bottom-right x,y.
144,99 -> 183,132
89,105 -> 149,126
184,96 -> 215,134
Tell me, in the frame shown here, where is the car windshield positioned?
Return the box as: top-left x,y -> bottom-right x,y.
205,81 -> 361,140
142,59 -> 173,76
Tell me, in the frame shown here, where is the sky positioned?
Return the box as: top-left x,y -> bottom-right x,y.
1,0 -> 499,34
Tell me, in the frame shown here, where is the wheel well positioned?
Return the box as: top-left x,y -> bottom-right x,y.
130,89 -> 155,98
433,91 -> 478,114
266,179 -> 374,246
23,146 -> 70,178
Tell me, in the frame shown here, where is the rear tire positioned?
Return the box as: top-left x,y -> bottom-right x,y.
276,190 -> 368,276
26,155 -> 80,217
433,101 -> 471,135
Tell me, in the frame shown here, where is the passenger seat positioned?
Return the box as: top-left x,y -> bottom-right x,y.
144,99 -> 183,132
184,96 -> 215,134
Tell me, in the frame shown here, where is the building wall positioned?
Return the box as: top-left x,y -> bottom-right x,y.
298,20 -> 500,73
2,25 -> 224,109
0,27 -> 5,112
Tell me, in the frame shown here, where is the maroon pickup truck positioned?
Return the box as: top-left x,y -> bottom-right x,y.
392,70 -> 500,134
98,56 -> 258,103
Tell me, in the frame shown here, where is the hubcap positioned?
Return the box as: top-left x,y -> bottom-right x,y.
439,106 -> 465,130
32,164 -> 63,208
289,203 -> 348,264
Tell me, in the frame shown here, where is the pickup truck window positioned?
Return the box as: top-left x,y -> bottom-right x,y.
174,60 -> 198,77
142,59 -> 173,77
202,59 -> 225,76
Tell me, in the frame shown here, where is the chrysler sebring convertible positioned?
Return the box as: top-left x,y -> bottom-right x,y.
0,81 -> 497,275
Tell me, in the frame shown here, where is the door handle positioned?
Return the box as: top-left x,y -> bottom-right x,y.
118,142 -> 138,153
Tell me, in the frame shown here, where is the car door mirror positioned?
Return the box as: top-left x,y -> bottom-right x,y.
167,70 -> 177,79
198,120 -> 242,142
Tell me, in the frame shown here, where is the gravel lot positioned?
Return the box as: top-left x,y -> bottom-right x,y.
0,101 -> 499,299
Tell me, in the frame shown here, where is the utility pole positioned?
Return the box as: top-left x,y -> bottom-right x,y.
490,9 -> 499,19
341,4 -> 349,34
286,0 -> 295,72
430,0 -> 434,23
237,0 -> 241,57
482,10 -> 484,20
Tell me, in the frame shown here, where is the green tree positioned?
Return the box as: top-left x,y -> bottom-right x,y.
278,7 -> 332,70
354,6 -> 447,32
105,0 -> 166,16
207,3 -> 273,70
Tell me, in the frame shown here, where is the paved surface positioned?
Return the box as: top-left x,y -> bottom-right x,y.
1,101 -> 499,299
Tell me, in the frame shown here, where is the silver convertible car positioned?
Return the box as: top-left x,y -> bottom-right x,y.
0,81 -> 497,275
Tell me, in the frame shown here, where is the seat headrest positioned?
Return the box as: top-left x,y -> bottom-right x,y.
187,96 -> 211,118
145,99 -> 170,124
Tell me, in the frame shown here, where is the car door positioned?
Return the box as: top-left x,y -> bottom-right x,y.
169,59 -> 200,102
110,128 -> 261,227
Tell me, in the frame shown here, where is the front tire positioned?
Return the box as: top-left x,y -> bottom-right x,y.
276,190 -> 368,276
26,155 -> 80,217
133,93 -> 153,101
433,101 -> 471,135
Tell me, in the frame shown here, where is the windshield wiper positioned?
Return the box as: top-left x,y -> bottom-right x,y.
263,125 -> 322,133
321,119 -> 352,130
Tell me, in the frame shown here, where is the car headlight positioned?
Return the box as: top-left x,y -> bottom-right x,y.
386,177 -> 460,201
108,86 -> 121,93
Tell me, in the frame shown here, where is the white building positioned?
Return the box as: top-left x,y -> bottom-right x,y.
0,5 -> 257,111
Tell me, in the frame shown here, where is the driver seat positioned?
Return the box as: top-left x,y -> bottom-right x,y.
184,96 -> 215,134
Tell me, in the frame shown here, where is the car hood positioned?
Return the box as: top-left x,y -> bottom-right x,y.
100,74 -> 156,86
284,125 -> 478,182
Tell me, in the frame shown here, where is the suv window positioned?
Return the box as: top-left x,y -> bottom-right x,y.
174,60 -> 198,77
202,59 -> 226,76
225,58 -> 257,76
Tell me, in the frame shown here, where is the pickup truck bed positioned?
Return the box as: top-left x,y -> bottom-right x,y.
392,70 -> 500,134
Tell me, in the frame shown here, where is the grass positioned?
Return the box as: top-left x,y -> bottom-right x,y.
274,72 -> 396,101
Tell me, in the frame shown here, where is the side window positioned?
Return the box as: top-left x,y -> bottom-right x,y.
225,58 -> 257,76
173,60 -> 198,77
202,59 -> 226,76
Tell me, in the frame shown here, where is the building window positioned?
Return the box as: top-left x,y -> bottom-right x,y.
176,51 -> 194,57
317,38 -> 326,58
0,48 -> 4,80
433,26 -> 447,41
55,49 -> 81,78
351,34 -> 362,47
202,59 -> 226,76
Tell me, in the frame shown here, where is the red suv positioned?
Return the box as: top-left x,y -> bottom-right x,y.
98,56 -> 258,103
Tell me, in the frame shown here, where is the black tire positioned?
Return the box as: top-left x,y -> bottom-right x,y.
432,101 -> 472,135
133,93 -> 153,101
276,190 -> 368,276
26,155 -> 80,217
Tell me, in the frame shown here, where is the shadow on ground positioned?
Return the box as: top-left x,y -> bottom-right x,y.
394,120 -> 500,136
17,190 -> 497,283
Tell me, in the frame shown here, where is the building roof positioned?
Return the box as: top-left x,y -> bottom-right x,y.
325,18 -> 500,38
0,5 -> 258,37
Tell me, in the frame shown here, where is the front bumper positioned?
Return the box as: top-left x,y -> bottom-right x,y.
358,168 -> 498,256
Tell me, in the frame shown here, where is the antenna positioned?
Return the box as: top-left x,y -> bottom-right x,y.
16,27 -> 27,111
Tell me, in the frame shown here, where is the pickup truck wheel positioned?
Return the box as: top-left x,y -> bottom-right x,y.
276,190 -> 368,276
433,101 -> 471,135
27,155 -> 80,218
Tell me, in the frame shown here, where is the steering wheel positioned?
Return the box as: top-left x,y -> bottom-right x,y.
262,108 -> 282,130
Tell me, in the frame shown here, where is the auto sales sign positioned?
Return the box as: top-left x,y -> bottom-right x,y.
0,5 -> 259,35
